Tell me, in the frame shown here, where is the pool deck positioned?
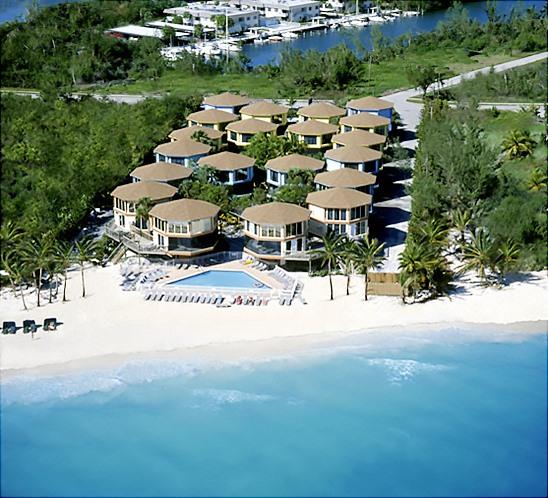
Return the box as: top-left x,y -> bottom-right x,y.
160,261 -> 284,291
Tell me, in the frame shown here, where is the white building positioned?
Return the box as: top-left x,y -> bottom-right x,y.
164,3 -> 260,34
234,0 -> 320,22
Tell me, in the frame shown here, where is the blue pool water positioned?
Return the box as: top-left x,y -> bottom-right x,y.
1,328 -> 547,496
168,269 -> 270,290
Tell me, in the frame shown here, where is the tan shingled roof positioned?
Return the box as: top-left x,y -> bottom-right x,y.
242,202 -> 310,225
203,92 -> 250,107
331,130 -> 386,148
154,139 -> 211,157
307,187 -> 372,209
346,96 -> 394,110
169,126 -> 223,141
287,120 -> 338,136
198,151 -> 255,171
111,181 -> 177,202
315,169 -> 376,189
265,153 -> 324,173
340,113 -> 390,128
240,101 -> 289,117
187,108 -> 238,124
325,145 -> 382,163
226,118 -> 277,134
297,102 -> 346,119
130,162 -> 193,182
149,198 -> 220,222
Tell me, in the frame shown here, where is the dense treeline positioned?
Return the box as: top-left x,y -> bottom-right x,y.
1,93 -> 201,240
399,99 -> 546,301
0,0 -> 180,89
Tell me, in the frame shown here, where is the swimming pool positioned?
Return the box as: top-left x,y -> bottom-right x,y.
167,270 -> 270,290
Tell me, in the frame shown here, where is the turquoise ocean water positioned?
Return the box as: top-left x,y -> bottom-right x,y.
1,327 -> 547,497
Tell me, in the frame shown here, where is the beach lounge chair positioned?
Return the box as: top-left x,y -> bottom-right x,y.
158,294 -> 165,302
43,318 -> 57,331
200,295 -> 206,304
144,292 -> 152,301
2,321 -> 16,334
255,297 -> 261,306
175,294 -> 182,302
23,319 -> 37,334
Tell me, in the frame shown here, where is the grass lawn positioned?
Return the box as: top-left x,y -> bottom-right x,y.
95,47 -> 542,100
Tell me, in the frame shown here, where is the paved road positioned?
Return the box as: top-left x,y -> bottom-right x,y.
384,51 -> 547,135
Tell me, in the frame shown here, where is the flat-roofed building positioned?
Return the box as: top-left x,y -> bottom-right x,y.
154,139 -> 211,167
307,187 -> 372,238
339,113 -> 390,135
346,96 -> 394,131
236,0 -> 321,22
241,202 -> 310,262
297,102 -> 346,124
111,181 -> 177,231
240,101 -> 289,125
265,153 -> 324,188
331,129 -> 386,151
226,118 -> 277,147
169,126 -> 223,149
197,151 -> 255,186
187,109 -> 239,132
164,4 -> 260,34
314,168 -> 376,194
130,162 -> 193,187
286,120 -> 338,150
149,198 -> 220,257
202,92 -> 251,114
324,145 -> 382,173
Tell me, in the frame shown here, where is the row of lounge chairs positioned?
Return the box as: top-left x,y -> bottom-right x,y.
142,290 -> 270,307
249,260 -> 269,271
2,318 -> 58,335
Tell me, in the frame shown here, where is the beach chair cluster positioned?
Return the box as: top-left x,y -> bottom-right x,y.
249,260 -> 269,271
175,263 -> 200,270
142,289 -> 270,307
1,318 -> 59,335
121,267 -> 166,291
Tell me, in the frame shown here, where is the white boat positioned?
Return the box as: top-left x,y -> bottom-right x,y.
254,37 -> 267,44
281,31 -> 298,39
351,19 -> 368,27
217,41 -> 242,53
368,15 -> 386,23
268,35 -> 283,42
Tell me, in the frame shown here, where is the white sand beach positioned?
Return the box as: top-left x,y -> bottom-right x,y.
1,264 -> 547,374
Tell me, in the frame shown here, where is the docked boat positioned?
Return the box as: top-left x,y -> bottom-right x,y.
368,15 -> 386,23
281,31 -> 298,39
268,35 -> 283,42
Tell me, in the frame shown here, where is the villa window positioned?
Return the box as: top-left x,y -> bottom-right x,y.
229,131 -> 237,141
241,133 -> 253,143
128,203 -> 135,213
270,170 -> 279,183
235,169 -> 248,182
202,123 -> 214,129
157,154 -> 166,162
350,205 -> 366,220
171,157 -> 185,165
285,222 -> 303,237
260,225 -> 281,238
327,224 -> 344,235
344,162 -> 359,170
190,218 -> 213,235
343,125 -> 352,132
304,135 -> 317,145
327,208 -> 342,221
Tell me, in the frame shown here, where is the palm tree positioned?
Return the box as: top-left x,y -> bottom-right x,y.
353,236 -> 386,301
460,229 -> 496,284
74,237 -> 97,298
398,239 -> 441,303
0,221 -> 23,252
450,208 -> 471,246
135,197 -> 153,235
527,167 -> 547,192
191,130 -> 217,152
55,241 -> 75,303
338,237 -> 356,296
309,231 -> 344,301
1,253 -> 28,310
494,239 -> 520,286
23,236 -> 54,307
416,218 -> 449,249
501,130 -> 536,159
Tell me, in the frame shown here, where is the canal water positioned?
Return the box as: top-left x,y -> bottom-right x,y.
242,0 -> 546,66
